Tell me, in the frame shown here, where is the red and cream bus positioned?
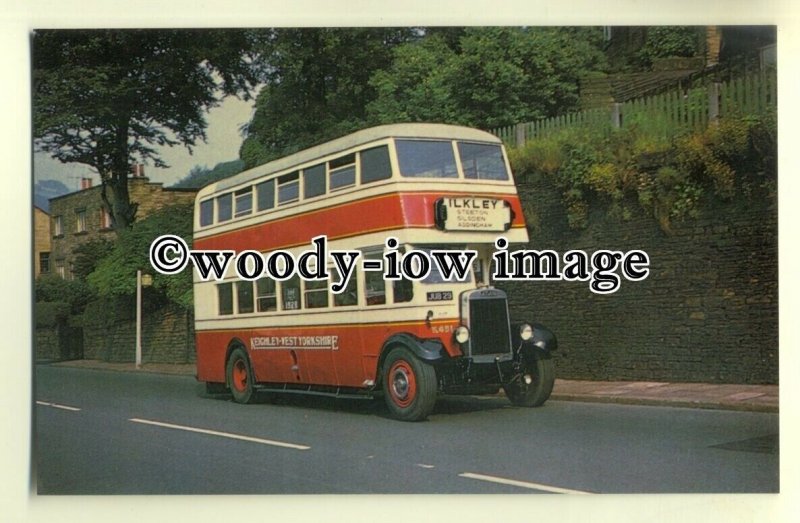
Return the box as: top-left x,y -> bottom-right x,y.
192,123 -> 557,421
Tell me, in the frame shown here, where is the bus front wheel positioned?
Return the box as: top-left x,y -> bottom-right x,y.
503,355 -> 555,407
382,347 -> 437,421
226,347 -> 255,404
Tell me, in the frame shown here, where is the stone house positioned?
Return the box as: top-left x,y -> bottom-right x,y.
34,206 -> 51,278
48,169 -> 197,279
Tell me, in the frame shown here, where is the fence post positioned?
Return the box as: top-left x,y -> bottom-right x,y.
610,102 -> 622,128
515,123 -> 526,147
708,82 -> 721,125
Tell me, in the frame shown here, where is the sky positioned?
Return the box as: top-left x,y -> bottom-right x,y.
33,92 -> 257,190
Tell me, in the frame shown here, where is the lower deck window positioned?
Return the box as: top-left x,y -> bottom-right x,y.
256,278 -> 277,312
282,275 -> 301,310
304,280 -> 329,309
236,281 -> 254,314
218,283 -> 233,315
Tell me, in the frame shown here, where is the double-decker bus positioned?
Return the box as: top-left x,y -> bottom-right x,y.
192,123 -> 557,421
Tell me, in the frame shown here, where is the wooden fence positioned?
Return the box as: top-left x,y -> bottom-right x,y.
491,70 -> 777,147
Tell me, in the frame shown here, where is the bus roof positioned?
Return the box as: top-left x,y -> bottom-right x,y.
200,123 -> 502,197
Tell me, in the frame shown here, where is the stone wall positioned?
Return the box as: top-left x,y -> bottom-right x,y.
499,177 -> 778,384
82,299 -> 196,364
35,324 -> 83,362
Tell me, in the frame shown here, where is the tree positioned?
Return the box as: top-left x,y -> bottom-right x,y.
33,29 -> 264,229
239,28 -> 416,168
368,27 -> 608,129
88,204 -> 194,309
172,159 -> 244,189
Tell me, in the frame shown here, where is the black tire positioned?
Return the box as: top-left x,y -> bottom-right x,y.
226,347 -> 255,404
504,354 -> 555,407
382,347 -> 437,421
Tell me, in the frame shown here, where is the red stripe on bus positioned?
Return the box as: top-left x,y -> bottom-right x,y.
193,192 -> 525,252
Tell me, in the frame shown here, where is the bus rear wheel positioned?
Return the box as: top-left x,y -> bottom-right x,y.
226,347 -> 255,404
504,354 -> 555,407
382,347 -> 437,421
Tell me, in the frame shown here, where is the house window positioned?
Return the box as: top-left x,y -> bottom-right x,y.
53,216 -> 63,237
55,260 -> 65,279
39,252 -> 50,274
75,209 -> 87,233
234,187 -> 253,218
100,208 -> 113,229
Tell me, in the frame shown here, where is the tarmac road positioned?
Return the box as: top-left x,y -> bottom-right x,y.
34,364 -> 779,494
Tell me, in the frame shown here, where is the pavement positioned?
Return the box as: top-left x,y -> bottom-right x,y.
46,359 -> 778,413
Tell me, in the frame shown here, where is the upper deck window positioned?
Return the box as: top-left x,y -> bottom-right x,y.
199,200 -> 214,226
278,172 -> 300,205
217,193 -> 233,222
329,153 -> 356,190
360,145 -> 392,184
234,187 -> 253,217
396,140 -> 458,179
257,179 -> 275,211
303,164 -> 326,198
458,142 -> 509,181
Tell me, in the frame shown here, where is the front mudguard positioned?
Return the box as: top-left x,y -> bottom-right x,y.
511,323 -> 557,360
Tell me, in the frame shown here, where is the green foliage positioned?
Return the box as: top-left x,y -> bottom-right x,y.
510,114 -> 776,233
637,27 -> 700,67
172,159 -> 245,189
239,28 -> 415,169
35,274 -> 94,314
240,27 -> 607,168
33,29 -> 264,228
367,27 -> 608,130
35,301 -> 71,328
88,204 -> 194,308
72,238 -> 115,281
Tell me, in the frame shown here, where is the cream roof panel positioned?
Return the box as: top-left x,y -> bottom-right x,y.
197,123 -> 501,200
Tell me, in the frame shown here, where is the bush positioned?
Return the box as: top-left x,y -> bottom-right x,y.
35,274 -> 93,314
508,113 -> 777,233
35,301 -> 70,328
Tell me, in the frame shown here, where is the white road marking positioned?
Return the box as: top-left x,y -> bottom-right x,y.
459,472 -> 592,494
128,418 -> 310,450
36,401 -> 81,412
417,463 -> 435,469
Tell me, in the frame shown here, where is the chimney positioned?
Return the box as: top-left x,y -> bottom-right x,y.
130,164 -> 145,178
80,177 -> 93,190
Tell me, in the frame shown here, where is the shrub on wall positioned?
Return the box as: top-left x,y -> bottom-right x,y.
508,113 -> 777,233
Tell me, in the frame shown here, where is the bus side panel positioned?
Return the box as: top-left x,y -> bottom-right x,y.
195,320 -> 461,389
195,331 -> 232,384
